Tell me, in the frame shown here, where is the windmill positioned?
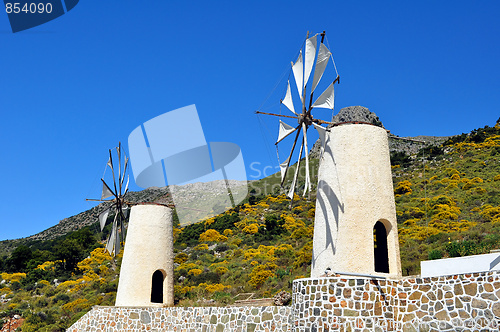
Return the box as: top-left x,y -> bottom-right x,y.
256,31 -> 340,200
87,142 -> 131,256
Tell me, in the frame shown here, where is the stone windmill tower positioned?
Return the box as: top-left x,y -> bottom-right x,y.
311,107 -> 402,278
88,143 -> 175,307
115,203 -> 174,307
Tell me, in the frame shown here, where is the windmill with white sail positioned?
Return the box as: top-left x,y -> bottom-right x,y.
87,142 -> 131,256
256,31 -> 339,200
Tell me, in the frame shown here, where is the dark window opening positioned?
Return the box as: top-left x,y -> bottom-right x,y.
374,221 -> 389,273
151,270 -> 164,303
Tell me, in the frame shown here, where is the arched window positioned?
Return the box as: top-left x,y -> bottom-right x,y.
151,270 -> 164,303
373,221 -> 389,273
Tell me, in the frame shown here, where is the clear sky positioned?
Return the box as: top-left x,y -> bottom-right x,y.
0,0 -> 499,241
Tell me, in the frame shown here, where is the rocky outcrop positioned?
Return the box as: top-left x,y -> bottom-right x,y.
330,106 -> 384,128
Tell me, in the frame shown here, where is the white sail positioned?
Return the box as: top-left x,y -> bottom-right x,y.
106,222 -> 116,255
114,225 -> 121,256
302,123 -> 311,197
312,81 -> 335,109
277,120 -> 297,144
313,123 -> 327,151
292,51 -> 303,99
101,182 -> 113,199
287,141 -> 304,199
313,123 -> 328,161
279,157 -> 290,182
282,80 -> 297,115
304,35 -> 317,88
107,156 -> 113,170
311,43 -> 331,93
124,175 -> 130,193
98,209 -> 110,231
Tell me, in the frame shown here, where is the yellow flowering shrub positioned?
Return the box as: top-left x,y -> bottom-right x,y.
38,280 -> 50,287
242,223 -> 259,234
194,243 -> 209,251
471,177 -> 484,184
1,273 -> 26,283
249,264 -> 276,288
204,283 -> 231,293
257,201 -> 270,208
175,262 -> 199,271
56,280 -> 78,291
174,252 -> 189,264
394,180 -> 412,195
223,229 -> 233,237
204,217 -> 216,226
36,260 -> 62,271
431,204 -> 460,221
188,269 -> 203,276
481,205 -> 500,223
62,298 -> 90,313
215,266 -> 228,274
0,287 -> 11,295
199,229 -> 228,242
280,213 -> 306,231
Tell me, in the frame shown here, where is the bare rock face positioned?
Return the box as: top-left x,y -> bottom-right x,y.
330,106 -> 384,128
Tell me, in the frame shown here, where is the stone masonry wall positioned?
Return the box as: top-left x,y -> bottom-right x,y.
293,271 -> 500,331
68,270 -> 500,331
67,305 -> 291,332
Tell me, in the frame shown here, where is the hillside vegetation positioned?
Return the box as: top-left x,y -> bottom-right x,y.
2,120 -> 500,331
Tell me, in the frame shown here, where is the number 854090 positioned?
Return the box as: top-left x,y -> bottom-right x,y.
5,2 -> 53,14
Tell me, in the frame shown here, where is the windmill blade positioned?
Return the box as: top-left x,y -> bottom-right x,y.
292,50 -> 303,99
120,156 -> 129,188
279,157 -> 290,182
301,122 -> 311,197
101,181 -> 114,200
107,155 -> 113,171
109,149 -> 118,195
105,220 -> 117,255
118,143 -> 122,195
122,205 -> 129,219
123,174 -> 130,196
277,120 -> 299,144
287,139 -> 304,199
313,123 -> 328,159
281,81 -> 297,115
101,179 -> 116,199
311,43 -> 332,94
312,81 -> 335,109
280,125 -> 302,186
304,35 -> 317,88
114,224 -> 121,256
98,208 -> 110,231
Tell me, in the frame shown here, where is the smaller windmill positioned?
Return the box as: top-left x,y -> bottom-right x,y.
257,31 -> 339,200
87,142 -> 130,256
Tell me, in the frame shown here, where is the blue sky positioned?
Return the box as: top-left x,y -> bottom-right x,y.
0,0 -> 499,240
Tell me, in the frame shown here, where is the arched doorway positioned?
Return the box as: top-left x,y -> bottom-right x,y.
373,221 -> 389,273
151,270 -> 164,303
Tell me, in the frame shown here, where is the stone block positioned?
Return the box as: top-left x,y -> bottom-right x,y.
434,310 -> 449,321
464,283 -> 477,296
471,298 -> 487,309
492,302 -> 500,317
